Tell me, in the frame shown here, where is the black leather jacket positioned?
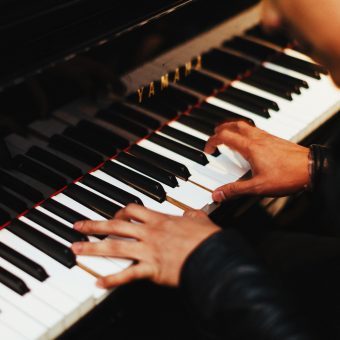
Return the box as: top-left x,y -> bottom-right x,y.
179,144 -> 337,340
179,230 -> 313,340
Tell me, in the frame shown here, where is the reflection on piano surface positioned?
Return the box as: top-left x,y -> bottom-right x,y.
0,0 -> 339,338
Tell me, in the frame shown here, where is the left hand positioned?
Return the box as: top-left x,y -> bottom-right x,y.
71,204 -> 220,289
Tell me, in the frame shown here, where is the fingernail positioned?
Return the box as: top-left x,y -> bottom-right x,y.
72,242 -> 83,253
74,221 -> 84,231
213,191 -> 226,202
96,279 -> 104,288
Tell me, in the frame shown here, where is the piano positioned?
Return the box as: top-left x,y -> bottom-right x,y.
0,0 -> 339,338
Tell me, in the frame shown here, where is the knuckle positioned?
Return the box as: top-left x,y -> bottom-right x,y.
225,182 -> 238,196
124,203 -> 137,215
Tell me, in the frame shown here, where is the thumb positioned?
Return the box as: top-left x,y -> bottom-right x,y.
212,179 -> 258,202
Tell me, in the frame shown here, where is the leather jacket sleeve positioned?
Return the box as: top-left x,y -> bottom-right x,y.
308,144 -> 334,192
179,229 -> 313,340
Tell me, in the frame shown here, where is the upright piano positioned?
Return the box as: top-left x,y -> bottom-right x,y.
0,0 -> 339,339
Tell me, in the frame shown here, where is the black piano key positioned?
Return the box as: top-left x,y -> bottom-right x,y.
108,103 -> 161,130
227,36 -> 324,79
7,220 -> 76,268
128,145 -> 191,181
245,25 -> 290,48
179,70 -> 224,95
49,135 -> 104,167
199,102 -> 255,126
116,152 -> 178,188
274,54 -> 324,79
223,36 -> 275,60
26,146 -> 83,179
42,199 -> 88,224
102,161 -> 166,203
189,107 -> 225,125
0,187 -> 27,213
81,175 -> 143,206
96,111 -> 149,138
62,126 -> 118,157
0,169 -> 44,203
64,184 -> 121,219
76,120 -> 130,150
161,125 -> 220,157
0,241 -> 48,282
178,115 -> 216,136
250,72 -> 296,97
0,207 -> 11,225
203,48 -> 255,78
226,86 -> 279,111
255,67 -> 309,90
138,97 -> 179,120
0,266 -> 30,295
143,92 -> 188,114
25,209 -> 89,243
216,92 -> 271,118
12,155 -> 68,190
242,76 -> 293,100
148,133 -> 208,165
162,85 -> 199,107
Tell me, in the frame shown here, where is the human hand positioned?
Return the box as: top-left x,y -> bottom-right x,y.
71,204 -> 220,288
204,121 -> 310,202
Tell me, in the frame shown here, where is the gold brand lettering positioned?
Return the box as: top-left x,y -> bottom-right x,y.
195,56 -> 202,70
148,82 -> 155,98
137,87 -> 144,103
173,68 -> 180,83
185,62 -> 192,76
160,74 -> 169,90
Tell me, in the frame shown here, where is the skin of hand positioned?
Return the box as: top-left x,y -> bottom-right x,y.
204,121 -> 310,202
71,204 -> 220,288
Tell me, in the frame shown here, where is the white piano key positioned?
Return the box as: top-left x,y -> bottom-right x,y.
0,252 -> 79,328
138,139 -> 234,191
37,206 -> 132,282
0,295 -> 47,340
156,131 -> 242,179
19,209 -> 111,303
0,320 -> 27,340
112,159 -> 213,209
76,182 -> 124,208
0,229 -> 81,327
168,121 -> 250,170
52,193 -> 107,221
91,171 -> 184,215
0,258 -> 64,339
206,96 -> 295,140
20,216 -> 123,279
71,183 -> 133,270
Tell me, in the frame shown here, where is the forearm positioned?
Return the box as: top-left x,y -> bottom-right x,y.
180,229 -> 314,340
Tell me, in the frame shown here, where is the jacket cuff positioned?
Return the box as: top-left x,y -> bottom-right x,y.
309,144 -> 334,192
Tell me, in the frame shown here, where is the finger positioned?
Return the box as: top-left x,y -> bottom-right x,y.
114,203 -> 163,223
215,120 -> 252,134
96,264 -> 154,288
74,219 -> 143,239
72,238 -> 144,259
205,130 -> 248,156
183,209 -> 208,219
212,179 -> 259,202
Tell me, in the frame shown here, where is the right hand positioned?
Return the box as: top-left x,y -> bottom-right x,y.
204,121 -> 310,202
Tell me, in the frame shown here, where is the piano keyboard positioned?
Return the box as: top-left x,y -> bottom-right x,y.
0,4 -> 339,339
